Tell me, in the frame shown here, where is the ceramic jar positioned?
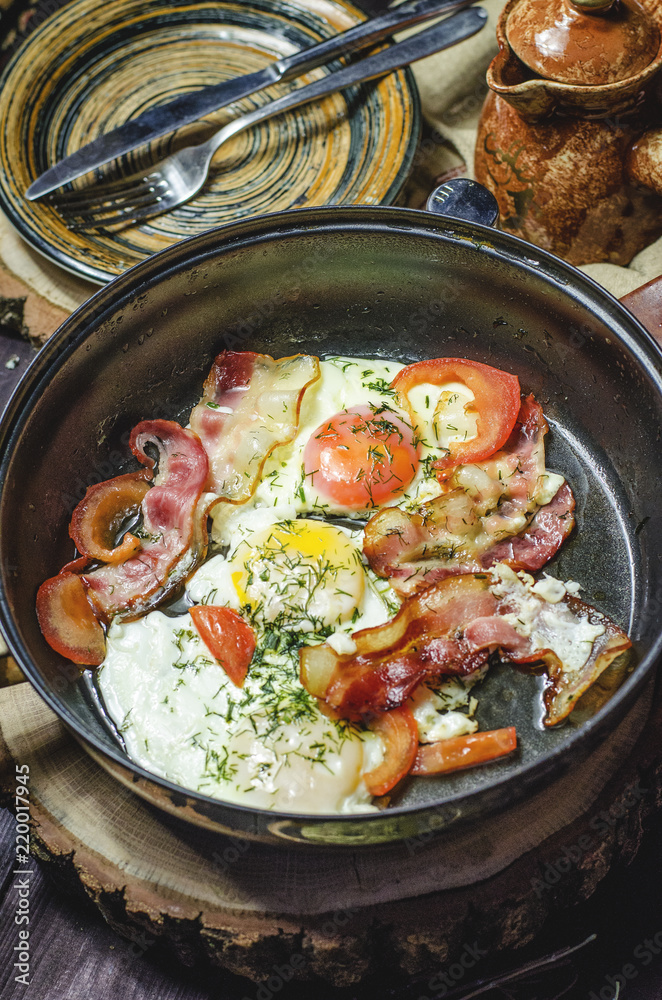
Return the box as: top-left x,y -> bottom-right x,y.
475,0 -> 662,265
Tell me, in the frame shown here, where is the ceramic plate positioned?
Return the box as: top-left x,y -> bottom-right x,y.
0,0 -> 420,284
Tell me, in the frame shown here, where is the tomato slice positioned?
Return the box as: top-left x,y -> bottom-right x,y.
363,705 -> 419,797
391,358 -> 520,470
303,404 -> 418,509
36,571 -> 106,666
189,605 -> 256,687
411,727 -> 517,775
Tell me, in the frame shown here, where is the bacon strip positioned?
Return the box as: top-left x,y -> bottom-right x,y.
481,482 -> 575,572
83,420 -> 209,621
363,706 -> 419,796
189,350 -> 320,502
497,591 -> 633,726
69,472 -> 151,565
36,570 -> 106,666
300,569 -> 631,725
364,397 -> 574,596
300,576 -> 497,718
37,420 -> 210,663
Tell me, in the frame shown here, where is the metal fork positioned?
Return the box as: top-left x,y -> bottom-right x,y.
49,7 -> 486,231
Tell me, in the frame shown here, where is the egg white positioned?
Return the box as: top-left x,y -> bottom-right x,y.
99,609 -> 385,814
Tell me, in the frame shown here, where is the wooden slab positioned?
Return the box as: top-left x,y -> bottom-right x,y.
0,210 -> 94,338
0,679 -> 660,985
0,262 -> 71,345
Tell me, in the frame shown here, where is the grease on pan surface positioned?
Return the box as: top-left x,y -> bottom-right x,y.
0,0 -> 419,284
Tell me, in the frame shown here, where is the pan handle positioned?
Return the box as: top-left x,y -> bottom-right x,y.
426,178 -> 499,227
426,179 -> 662,349
619,278 -> 662,348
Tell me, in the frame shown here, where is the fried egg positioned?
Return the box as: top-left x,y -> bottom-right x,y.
98,510 -> 396,813
230,519 -> 366,628
227,356 -> 454,520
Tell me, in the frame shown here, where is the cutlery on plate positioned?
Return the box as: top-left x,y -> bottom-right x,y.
49,7 -> 487,231
26,0 -> 480,200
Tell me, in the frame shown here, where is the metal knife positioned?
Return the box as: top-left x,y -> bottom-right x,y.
26,0 -> 479,200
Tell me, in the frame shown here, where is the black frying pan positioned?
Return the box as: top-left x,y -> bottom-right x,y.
1,188 -> 661,847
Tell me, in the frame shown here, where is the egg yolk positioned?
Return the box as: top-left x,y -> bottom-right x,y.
302,405 -> 418,509
230,519 -> 365,628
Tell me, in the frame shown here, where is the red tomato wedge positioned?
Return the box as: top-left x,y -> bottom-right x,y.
303,404 -> 418,509
36,571 -> 106,666
189,606 -> 256,687
411,727 -> 517,775
363,705 -> 419,797
391,358 -> 520,470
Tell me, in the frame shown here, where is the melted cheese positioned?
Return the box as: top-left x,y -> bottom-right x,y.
410,679 -> 480,743
491,565 -> 605,676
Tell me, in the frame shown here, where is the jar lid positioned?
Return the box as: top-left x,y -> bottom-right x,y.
505,0 -> 659,86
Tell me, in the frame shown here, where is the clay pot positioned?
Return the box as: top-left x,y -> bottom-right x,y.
475,0 -> 662,265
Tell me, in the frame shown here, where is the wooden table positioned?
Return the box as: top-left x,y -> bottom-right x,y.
1,742 -> 662,1000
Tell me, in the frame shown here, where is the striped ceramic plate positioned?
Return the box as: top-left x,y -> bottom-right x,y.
0,0 -> 420,284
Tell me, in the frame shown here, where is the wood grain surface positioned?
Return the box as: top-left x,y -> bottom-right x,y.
1,805 -> 660,1000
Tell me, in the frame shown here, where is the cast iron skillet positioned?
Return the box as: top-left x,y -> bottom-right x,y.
0,185 -> 661,847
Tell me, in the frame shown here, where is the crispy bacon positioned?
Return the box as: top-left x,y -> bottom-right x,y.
501,592 -> 633,726
38,420 -> 210,662
36,571 -> 106,666
363,706 -> 419,796
300,569 -> 631,726
481,482 -> 575,572
300,576 -> 497,718
189,350 -> 320,502
69,472 -> 151,565
364,396 -> 574,596
83,420 -> 209,621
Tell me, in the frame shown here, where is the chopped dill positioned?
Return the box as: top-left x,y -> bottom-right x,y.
118,709 -> 133,733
